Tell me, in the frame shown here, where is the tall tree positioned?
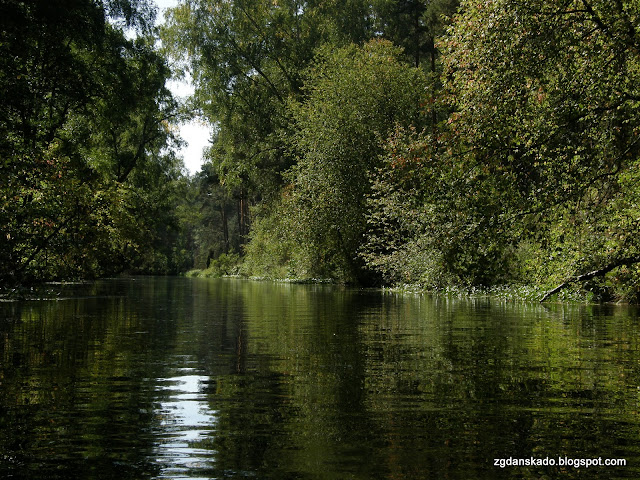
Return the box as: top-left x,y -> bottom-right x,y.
162,0 -> 381,252
373,0 -> 458,69
442,0 -> 640,289
249,40 -> 428,282
363,0 -> 640,294
0,0 -> 184,284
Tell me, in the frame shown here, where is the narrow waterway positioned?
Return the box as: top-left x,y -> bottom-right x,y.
0,277 -> 639,479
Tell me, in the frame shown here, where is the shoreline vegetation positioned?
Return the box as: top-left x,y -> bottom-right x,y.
0,267 -> 627,304
4,0 -> 640,304
182,269 -> 604,304
0,274 -> 628,305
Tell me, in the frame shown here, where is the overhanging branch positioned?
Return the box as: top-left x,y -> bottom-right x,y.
540,256 -> 640,302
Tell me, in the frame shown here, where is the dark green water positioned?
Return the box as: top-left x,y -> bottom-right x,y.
1,277 -> 639,479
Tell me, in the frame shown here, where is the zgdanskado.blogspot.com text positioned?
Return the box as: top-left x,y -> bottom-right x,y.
494,457 -> 627,469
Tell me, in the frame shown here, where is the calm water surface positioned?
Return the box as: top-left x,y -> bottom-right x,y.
1,277 -> 640,479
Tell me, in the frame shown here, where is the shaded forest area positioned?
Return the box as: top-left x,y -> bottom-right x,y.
3,0 -> 640,302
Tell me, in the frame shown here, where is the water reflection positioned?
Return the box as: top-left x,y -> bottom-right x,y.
153,369 -> 217,479
0,278 -> 639,479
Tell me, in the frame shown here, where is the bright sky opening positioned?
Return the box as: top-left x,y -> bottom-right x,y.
155,0 -> 210,176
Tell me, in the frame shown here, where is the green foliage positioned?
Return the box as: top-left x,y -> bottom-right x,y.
241,197 -> 301,279
162,0 -> 317,196
361,126 -> 447,286
442,0 -> 640,211
362,125 -> 520,287
244,40 -> 428,282
162,0 -> 456,196
373,0 -> 459,68
162,0 -> 345,259
11,0 -> 640,298
362,0 -> 640,298
184,164 -> 244,269
162,0 -> 463,285
0,0 -> 188,284
440,0 -> 640,297
186,251 -> 241,277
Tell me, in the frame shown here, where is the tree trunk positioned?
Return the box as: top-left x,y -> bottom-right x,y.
221,205 -> 229,253
237,194 -> 249,246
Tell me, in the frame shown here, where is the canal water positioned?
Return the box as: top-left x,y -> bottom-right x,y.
0,277 -> 639,479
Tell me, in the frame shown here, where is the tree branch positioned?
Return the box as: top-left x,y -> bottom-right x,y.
235,4 -> 299,91
540,256 -> 640,302
227,36 -> 285,103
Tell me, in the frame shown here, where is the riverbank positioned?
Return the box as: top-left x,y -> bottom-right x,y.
384,283 -> 598,304
183,266 -> 602,304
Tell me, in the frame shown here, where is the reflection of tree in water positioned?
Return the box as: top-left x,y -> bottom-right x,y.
2,278 -> 640,479
0,278 -> 187,479
358,298 -> 640,479
198,283 -> 390,479
202,284 -> 640,479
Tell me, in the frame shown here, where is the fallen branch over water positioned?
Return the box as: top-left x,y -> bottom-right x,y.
540,256 -> 640,302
